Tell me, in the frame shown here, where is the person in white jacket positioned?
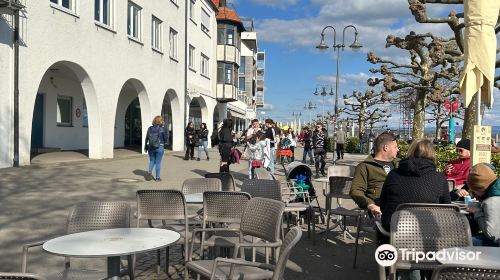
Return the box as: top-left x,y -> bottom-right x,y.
248,131 -> 270,178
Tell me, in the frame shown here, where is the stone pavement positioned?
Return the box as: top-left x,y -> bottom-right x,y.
0,147 -> 379,279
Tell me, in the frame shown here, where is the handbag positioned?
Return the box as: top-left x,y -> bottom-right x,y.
251,160 -> 263,168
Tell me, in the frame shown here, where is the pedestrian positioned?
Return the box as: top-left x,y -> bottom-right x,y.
466,163 -> 500,246
264,119 -> 278,174
302,127 -> 315,165
380,139 -> 451,232
336,127 -> 347,160
349,131 -> 399,217
312,123 -> 327,178
247,131 -> 267,178
445,139 -> 471,187
287,128 -> 297,162
144,116 -> 169,181
218,118 -> 233,173
184,122 -> 196,160
246,119 -> 261,178
196,123 -> 209,161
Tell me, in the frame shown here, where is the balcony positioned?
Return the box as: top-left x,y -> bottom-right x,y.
256,79 -> 264,90
216,84 -> 238,103
0,0 -> 25,10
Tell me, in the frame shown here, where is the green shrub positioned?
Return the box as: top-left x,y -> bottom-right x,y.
345,137 -> 360,153
435,145 -> 457,172
326,137 -> 334,152
397,141 -> 409,159
490,153 -> 500,177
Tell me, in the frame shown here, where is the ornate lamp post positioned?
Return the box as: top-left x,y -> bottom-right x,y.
303,101 -> 317,127
313,86 -> 334,123
316,25 -> 362,164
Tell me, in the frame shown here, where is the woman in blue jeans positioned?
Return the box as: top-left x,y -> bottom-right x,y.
144,116 -> 168,181
197,123 -> 209,161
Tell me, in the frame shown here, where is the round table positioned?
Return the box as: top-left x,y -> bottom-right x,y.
43,228 -> 180,279
184,192 -> 204,204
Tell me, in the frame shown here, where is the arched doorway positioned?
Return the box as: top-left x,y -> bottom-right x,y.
30,61 -> 100,160
114,79 -> 149,152
188,97 -> 209,133
161,89 -> 180,150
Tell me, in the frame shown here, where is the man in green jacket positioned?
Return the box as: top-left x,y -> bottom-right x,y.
349,132 -> 399,217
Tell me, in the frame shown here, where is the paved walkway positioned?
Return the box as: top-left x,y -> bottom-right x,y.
0,147 -> 379,279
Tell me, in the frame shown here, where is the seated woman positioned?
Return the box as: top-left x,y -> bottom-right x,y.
380,139 -> 451,232
466,163 -> 500,247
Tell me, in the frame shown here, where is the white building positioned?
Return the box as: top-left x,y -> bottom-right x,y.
0,0 -> 228,168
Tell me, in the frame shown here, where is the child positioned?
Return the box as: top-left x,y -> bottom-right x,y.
248,131 -> 267,178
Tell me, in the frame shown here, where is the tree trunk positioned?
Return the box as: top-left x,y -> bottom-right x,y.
358,107 -> 366,139
462,93 -> 478,140
435,105 -> 442,139
412,90 -> 426,139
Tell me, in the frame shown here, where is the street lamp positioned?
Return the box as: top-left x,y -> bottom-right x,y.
292,112 -> 302,131
316,25 -> 362,165
313,86 -> 334,123
304,101 -> 317,127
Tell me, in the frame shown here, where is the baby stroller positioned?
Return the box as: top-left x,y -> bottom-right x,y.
284,161 -> 324,224
277,137 -> 293,164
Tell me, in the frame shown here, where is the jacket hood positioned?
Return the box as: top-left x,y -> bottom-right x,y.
397,157 -> 436,177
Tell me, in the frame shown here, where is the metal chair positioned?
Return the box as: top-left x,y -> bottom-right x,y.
187,226 -> 302,280
191,191 -> 251,259
184,198 -> 286,280
0,273 -> 46,280
325,176 -> 365,246
387,207 -> 473,280
205,172 -> 236,192
136,189 -> 189,273
181,178 -> 222,195
254,168 -> 275,180
431,264 -> 500,280
21,201 -> 132,280
396,203 -> 460,212
327,165 -> 356,178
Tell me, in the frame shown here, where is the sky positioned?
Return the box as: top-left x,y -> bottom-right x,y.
231,0 -> 500,129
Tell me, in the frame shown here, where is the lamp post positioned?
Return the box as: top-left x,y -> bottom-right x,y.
304,101 -> 317,127
292,112 -> 302,131
313,86 -> 334,124
316,25 -> 362,165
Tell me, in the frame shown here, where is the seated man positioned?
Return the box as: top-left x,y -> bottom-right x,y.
350,132 -> 399,217
466,163 -> 500,247
445,139 -> 471,188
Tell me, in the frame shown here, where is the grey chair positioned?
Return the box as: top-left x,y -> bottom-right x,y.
387,207 -> 473,280
184,197 -> 286,280
241,179 -> 282,201
396,203 -> 461,212
205,173 -> 236,192
181,178 -> 222,195
22,201 -> 133,280
136,189 -> 189,273
325,176 -> 365,246
0,273 -> 46,280
431,264 -> 500,280
191,191 -> 251,259
254,168 -> 275,180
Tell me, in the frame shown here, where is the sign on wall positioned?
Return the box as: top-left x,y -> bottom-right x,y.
471,125 -> 491,166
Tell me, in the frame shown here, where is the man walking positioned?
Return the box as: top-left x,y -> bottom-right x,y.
312,123 -> 327,178
349,132 -> 399,217
302,127 -> 314,165
336,127 -> 347,160
264,119 -> 277,174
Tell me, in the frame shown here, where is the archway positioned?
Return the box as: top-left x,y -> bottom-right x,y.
114,79 -> 150,152
161,89 -> 180,150
188,96 -> 209,133
30,61 -> 100,160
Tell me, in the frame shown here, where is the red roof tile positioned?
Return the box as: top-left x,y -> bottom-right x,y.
217,7 -> 241,23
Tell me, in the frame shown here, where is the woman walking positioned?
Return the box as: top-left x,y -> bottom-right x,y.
312,123 -> 327,178
144,116 -> 169,181
197,123 -> 209,161
219,119 -> 233,172
184,122 -> 196,160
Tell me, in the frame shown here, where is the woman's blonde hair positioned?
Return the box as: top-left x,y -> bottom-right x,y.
152,115 -> 164,126
407,139 -> 436,163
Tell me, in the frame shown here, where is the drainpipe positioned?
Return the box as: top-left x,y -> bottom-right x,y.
13,8 -> 19,167
183,0 -> 188,135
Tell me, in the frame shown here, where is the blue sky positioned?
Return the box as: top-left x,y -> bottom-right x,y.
232,0 -> 500,128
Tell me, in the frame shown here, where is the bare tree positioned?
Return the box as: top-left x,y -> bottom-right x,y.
408,0 -> 500,139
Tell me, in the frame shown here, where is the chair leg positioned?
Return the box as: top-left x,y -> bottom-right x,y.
378,265 -> 386,280
127,255 -> 135,280
353,215 -> 362,269
184,265 -> 190,280
165,246 -> 170,274
157,249 -> 161,275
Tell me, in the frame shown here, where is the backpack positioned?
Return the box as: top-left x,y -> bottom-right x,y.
210,129 -> 219,147
148,127 -> 161,150
280,138 -> 292,149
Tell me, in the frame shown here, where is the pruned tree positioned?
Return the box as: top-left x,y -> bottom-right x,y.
365,109 -> 392,131
340,89 -> 394,138
408,0 -> 500,139
367,30 -> 461,139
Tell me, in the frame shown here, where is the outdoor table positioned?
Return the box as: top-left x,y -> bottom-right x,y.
43,228 -> 180,280
437,246 -> 500,269
185,192 -> 204,204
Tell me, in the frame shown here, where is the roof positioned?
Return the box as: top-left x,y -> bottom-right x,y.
211,0 -> 244,28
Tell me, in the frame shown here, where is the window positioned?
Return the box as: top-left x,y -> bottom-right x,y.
240,57 -> 245,73
189,45 -> 195,69
57,96 -> 72,126
169,28 -> 178,59
217,63 -> 238,85
189,0 -> 195,20
151,16 -> 162,51
226,27 -> 234,45
217,24 -> 239,47
239,77 -> 245,91
51,0 -> 75,11
95,0 -> 111,26
201,54 -> 209,76
201,8 -> 210,33
217,27 -> 225,44
127,1 -> 142,40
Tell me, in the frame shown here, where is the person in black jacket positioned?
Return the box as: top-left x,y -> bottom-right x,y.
219,119 -> 233,172
184,122 -> 196,160
196,123 -> 209,161
312,123 -> 328,178
380,139 -> 451,232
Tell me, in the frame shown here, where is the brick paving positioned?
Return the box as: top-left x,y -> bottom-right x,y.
0,147 -> 379,279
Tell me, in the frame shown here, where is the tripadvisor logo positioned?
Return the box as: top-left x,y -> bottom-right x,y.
375,244 -> 482,267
